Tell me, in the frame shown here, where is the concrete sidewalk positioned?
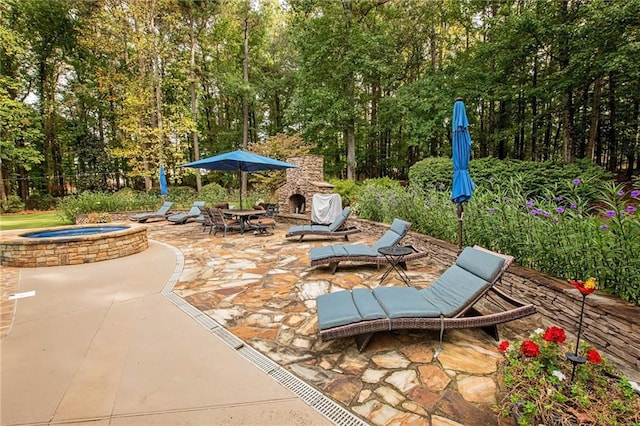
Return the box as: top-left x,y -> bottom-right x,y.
0,241 -> 329,425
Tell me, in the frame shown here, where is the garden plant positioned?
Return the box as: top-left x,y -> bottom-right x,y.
356,160 -> 640,305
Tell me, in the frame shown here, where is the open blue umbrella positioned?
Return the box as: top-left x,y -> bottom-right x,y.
159,165 -> 169,196
180,150 -> 296,208
451,99 -> 476,250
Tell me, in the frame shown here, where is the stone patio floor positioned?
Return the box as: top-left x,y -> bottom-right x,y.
1,219 -> 545,426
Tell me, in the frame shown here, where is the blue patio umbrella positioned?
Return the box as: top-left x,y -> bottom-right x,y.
180,150 -> 297,208
159,165 -> 169,196
451,99 -> 476,250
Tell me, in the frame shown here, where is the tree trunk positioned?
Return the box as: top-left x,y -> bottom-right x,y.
628,98 -> 639,180
585,76 -> 602,161
562,89 -> 576,162
607,72 -> 617,171
190,17 -> 202,192
531,56 -> 538,161
242,17 -> 249,199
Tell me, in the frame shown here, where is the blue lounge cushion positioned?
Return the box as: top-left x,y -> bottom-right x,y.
317,291 -> 364,330
309,218 -> 411,263
130,201 -> 173,221
309,244 -> 377,261
290,224 -> 332,233
419,265 -> 490,317
352,288 -> 387,320
328,207 -> 350,231
455,246 -> 505,282
168,201 -> 205,223
373,287 -> 441,318
372,219 -> 411,251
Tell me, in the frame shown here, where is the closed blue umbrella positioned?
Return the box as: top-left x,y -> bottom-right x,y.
159,165 -> 169,196
180,150 -> 297,208
451,99 -> 475,250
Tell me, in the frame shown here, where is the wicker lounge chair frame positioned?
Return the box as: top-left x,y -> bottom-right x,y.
309,218 -> 428,273
286,207 -> 361,242
317,246 -> 536,356
129,201 -> 173,223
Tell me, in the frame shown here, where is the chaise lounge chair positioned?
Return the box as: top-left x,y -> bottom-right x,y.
129,201 -> 173,223
167,201 -> 205,224
315,246 -> 536,356
285,207 -> 361,241
308,218 -> 427,273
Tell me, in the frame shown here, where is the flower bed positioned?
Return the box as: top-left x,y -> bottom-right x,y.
497,326 -> 640,425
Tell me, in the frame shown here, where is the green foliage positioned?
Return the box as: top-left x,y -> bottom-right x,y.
498,327 -> 640,425
57,190 -> 162,222
407,158 -> 452,191
166,186 -> 198,208
199,183 -> 228,203
1,195 -> 25,213
24,194 -> 57,210
354,178 -> 402,222
410,157 -> 612,202
356,171 -> 640,304
328,178 -> 360,207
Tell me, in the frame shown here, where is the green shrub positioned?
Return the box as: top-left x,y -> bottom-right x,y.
57,190 -> 162,222
408,157 -> 452,191
355,178 -> 402,222
357,170 -> 640,304
200,183 -> 228,203
166,186 -> 198,208
409,157 -> 612,203
24,194 -> 57,210
328,178 -> 360,207
1,195 -> 26,213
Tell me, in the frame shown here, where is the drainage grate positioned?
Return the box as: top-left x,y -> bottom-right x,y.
210,326 -> 245,349
237,345 -> 279,373
269,367 -> 324,405
155,239 -> 368,426
192,313 -> 221,331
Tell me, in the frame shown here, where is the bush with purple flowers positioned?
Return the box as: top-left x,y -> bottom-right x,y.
356,173 -> 640,304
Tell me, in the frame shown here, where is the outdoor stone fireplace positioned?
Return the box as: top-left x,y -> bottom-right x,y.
277,155 -> 334,215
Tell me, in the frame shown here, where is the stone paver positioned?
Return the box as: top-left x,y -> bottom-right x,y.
1,219 -> 544,425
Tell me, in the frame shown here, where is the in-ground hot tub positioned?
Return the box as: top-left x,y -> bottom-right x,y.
0,223 -> 148,267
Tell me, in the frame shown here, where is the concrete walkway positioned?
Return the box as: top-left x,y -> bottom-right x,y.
1,241 -> 329,425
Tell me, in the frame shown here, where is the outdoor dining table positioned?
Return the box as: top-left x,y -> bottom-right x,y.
222,209 -> 267,234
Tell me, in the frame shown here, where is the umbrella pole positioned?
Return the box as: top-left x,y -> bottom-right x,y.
457,203 -> 464,253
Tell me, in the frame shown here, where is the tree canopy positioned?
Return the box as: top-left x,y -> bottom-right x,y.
1,0 -> 639,203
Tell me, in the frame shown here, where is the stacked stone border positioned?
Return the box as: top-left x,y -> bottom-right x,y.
282,213 -> 640,382
0,223 -> 148,267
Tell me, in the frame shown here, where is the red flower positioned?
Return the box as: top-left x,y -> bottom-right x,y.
542,326 -> 567,344
498,341 -> 510,352
568,278 -> 596,295
587,349 -> 602,364
520,340 -> 540,357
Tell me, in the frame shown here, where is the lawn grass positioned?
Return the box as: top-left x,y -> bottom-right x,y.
0,212 -> 73,231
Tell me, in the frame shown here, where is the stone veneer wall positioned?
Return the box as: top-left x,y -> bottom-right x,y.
0,224 -> 147,267
280,214 -> 640,381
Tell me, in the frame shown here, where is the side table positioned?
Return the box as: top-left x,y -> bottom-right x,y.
378,245 -> 413,285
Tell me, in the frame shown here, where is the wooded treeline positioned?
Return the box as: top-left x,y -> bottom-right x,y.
1,0 -> 639,203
